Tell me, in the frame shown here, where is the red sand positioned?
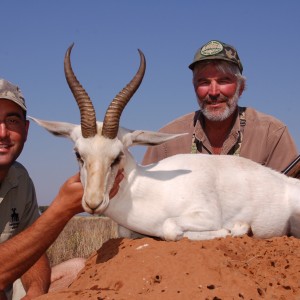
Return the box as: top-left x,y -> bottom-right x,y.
36,235 -> 300,299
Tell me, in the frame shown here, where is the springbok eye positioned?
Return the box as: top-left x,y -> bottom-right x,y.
111,153 -> 123,167
75,151 -> 83,164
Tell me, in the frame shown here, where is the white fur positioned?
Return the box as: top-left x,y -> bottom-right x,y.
30,117 -> 300,241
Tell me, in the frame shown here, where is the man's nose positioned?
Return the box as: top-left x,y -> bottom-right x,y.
208,81 -> 220,96
0,122 -> 9,138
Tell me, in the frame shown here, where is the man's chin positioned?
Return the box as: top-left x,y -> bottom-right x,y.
0,156 -> 17,169
203,103 -> 238,121
203,109 -> 229,121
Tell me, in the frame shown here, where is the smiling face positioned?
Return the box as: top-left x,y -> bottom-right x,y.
0,99 -> 29,178
193,61 -> 245,122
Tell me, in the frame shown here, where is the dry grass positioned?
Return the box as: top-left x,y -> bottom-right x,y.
47,215 -> 118,266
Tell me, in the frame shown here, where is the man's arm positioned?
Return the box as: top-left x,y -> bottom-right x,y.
0,173 -> 83,292
265,126 -> 298,172
0,170 -> 124,294
20,254 -> 51,299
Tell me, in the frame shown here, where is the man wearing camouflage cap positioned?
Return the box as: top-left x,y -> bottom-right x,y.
143,40 -> 298,172
0,78 -> 86,299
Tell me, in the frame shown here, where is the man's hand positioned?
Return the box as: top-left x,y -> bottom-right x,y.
53,169 -> 124,217
53,173 -> 84,216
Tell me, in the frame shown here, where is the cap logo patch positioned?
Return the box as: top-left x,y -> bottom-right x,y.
200,40 -> 223,56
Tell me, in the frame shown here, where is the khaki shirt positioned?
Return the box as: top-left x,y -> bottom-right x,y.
0,162 -> 40,243
142,107 -> 298,172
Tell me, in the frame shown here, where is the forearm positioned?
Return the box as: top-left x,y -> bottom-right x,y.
0,173 -> 83,291
0,291 -> 7,300
0,201 -> 73,291
21,254 -> 51,298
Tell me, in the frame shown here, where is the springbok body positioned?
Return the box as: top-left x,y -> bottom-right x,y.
31,45 -> 300,241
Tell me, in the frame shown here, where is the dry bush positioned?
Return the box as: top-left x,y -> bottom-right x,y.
47,216 -> 118,266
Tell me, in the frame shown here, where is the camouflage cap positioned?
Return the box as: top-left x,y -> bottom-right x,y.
0,78 -> 27,111
188,40 -> 243,73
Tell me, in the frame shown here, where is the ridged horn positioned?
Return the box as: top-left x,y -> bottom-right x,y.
64,43 -> 97,138
101,49 -> 146,139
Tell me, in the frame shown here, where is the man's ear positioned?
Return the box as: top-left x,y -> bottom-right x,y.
238,77 -> 246,96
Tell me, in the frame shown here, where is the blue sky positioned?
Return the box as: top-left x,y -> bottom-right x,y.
1,1 -> 300,205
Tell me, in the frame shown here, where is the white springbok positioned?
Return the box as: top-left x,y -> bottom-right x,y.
31,44 -> 300,241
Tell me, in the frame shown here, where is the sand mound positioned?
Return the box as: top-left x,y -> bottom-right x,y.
36,235 -> 300,299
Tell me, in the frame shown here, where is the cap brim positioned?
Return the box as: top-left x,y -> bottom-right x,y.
189,56 -> 242,72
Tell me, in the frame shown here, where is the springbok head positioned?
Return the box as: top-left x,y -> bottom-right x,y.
31,44 -> 183,214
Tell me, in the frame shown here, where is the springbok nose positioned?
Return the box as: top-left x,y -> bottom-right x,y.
85,201 -> 101,212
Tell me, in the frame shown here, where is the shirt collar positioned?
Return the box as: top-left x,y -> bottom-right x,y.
193,108 -> 242,153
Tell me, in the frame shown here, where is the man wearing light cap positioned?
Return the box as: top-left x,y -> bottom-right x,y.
0,78 -> 85,299
143,40 -> 298,172
0,78 -> 124,299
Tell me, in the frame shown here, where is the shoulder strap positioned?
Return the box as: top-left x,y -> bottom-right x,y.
191,107 -> 247,155
232,107 -> 246,156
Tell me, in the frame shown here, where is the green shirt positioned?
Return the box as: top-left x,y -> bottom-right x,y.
0,162 -> 40,299
0,161 -> 40,242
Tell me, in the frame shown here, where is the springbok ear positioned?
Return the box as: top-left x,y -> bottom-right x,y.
29,116 -> 77,138
122,130 -> 187,148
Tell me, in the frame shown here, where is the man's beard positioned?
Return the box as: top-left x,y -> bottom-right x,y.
199,87 -> 240,122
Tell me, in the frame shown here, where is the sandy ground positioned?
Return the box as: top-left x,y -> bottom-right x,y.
36,235 -> 300,300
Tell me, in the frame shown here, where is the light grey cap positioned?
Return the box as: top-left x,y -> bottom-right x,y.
0,78 -> 27,111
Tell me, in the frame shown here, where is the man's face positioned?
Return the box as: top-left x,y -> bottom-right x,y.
0,99 -> 29,172
193,63 -> 243,121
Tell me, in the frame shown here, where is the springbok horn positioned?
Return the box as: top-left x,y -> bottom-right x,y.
64,43 -> 97,138
101,49 -> 146,139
